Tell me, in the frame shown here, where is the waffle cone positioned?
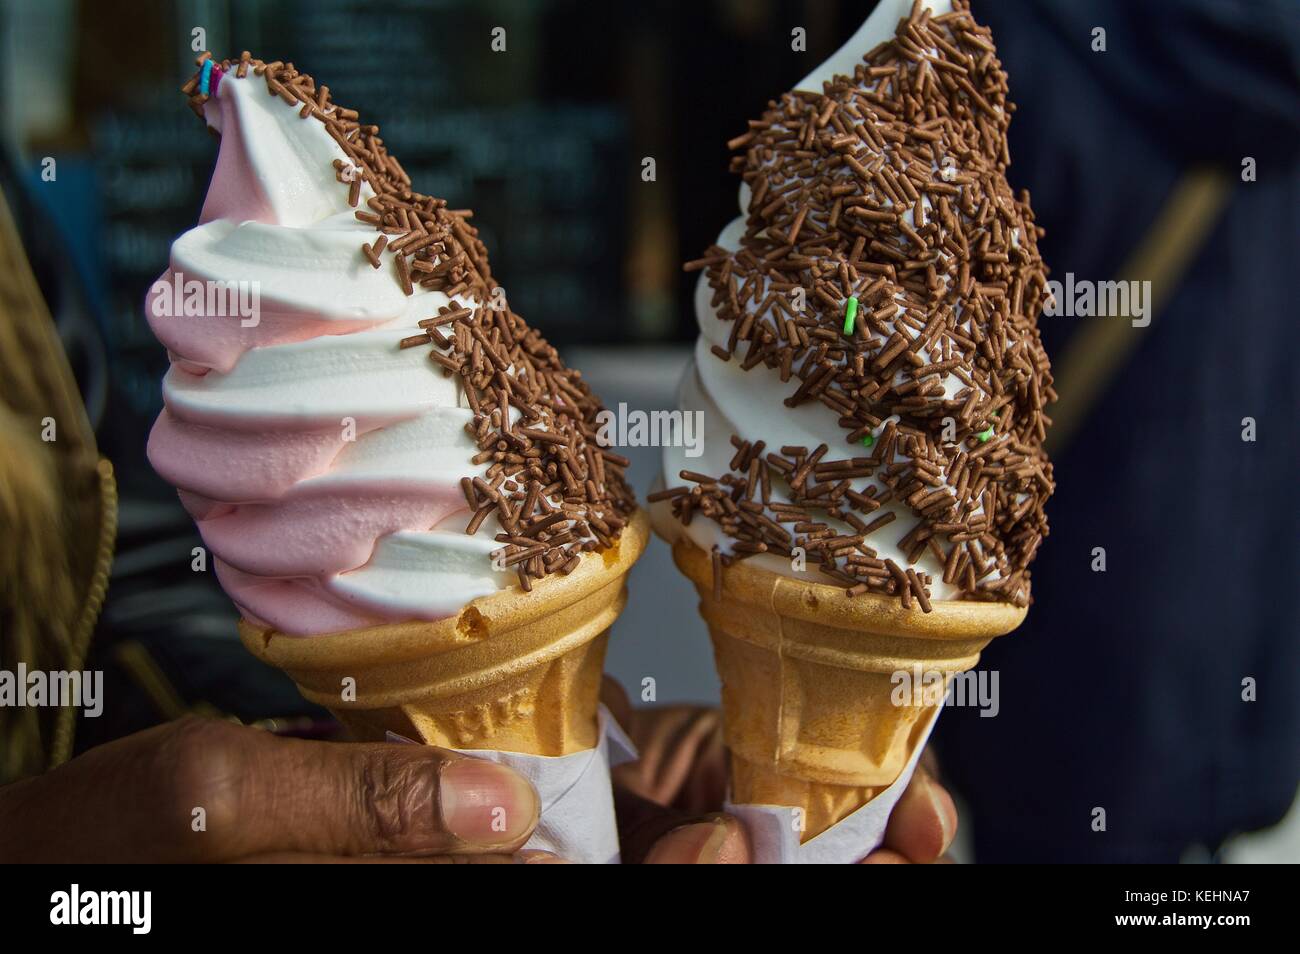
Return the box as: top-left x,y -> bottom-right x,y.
240,510 -> 648,757
669,532 -> 1025,840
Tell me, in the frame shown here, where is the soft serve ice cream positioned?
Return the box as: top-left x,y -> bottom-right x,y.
148,53 -> 635,635
654,0 -> 1054,609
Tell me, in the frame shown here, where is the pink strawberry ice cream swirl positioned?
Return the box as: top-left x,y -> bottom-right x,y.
146,65 -> 507,635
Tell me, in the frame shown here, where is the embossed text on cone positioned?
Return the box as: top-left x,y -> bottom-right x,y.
671,533 -> 1024,840
241,510 -> 648,757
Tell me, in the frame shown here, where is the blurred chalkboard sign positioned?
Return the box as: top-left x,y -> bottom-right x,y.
94,0 -> 628,434
265,0 -> 629,344
93,90 -> 213,431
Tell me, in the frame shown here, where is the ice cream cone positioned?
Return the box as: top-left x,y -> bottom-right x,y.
669,532 -> 1025,840
240,510 -> 648,757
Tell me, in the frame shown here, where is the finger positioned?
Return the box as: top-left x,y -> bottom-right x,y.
610,705 -> 726,811
612,785 -> 689,863
613,786 -> 750,864
0,717 -> 540,862
862,850 -> 956,865
680,718 -> 729,814
919,746 -> 941,778
643,814 -> 752,864
213,721 -> 542,859
602,676 -> 729,813
235,849 -> 570,864
861,848 -> 911,864
880,766 -> 957,863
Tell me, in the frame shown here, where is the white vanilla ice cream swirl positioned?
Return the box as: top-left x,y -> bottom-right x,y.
656,0 -> 1053,605
146,67 -> 509,635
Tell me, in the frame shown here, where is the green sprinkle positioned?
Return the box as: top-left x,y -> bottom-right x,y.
843,296 -> 859,335
862,433 -> 875,448
977,426 -> 994,443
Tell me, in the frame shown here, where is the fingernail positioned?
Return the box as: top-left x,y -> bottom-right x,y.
646,817 -> 733,864
926,776 -> 957,854
439,758 -> 539,847
516,850 -> 571,864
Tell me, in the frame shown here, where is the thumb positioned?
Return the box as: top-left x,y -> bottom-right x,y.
644,815 -> 752,864
614,788 -> 751,864
1,718 -> 541,861
209,720 -> 543,860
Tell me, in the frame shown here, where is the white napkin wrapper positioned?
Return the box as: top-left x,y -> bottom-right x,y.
445,704 -> 635,864
727,702 -> 943,864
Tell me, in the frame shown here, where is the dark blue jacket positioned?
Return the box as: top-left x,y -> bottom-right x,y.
934,0 -> 1300,862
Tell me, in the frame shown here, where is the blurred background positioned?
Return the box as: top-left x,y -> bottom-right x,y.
1,0 -> 1296,862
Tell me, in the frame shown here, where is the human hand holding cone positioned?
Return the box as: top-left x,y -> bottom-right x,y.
655,0 -> 1053,859
670,531 -> 1022,841
149,55 -> 641,861
240,510 -> 648,756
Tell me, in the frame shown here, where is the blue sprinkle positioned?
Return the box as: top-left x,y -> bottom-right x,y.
199,60 -> 214,96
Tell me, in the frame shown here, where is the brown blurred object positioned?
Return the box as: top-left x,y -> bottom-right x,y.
1045,167 -> 1233,455
0,185 -> 116,782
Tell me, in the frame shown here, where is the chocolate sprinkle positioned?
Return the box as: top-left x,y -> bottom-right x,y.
672,0 -> 1054,609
